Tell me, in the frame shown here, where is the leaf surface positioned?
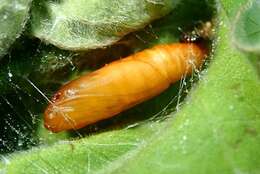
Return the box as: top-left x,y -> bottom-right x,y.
0,0 -> 31,58
30,0 -> 178,50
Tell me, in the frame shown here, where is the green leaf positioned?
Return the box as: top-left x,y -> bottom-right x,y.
1,122 -> 164,174
0,0 -> 31,59
30,0 -> 178,51
230,0 -> 260,77
232,0 -> 260,54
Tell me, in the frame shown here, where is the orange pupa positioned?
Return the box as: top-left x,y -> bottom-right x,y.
44,43 -> 207,132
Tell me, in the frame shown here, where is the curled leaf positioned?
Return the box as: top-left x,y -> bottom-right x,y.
30,0 -> 178,50
0,0 -> 31,59
232,0 -> 260,54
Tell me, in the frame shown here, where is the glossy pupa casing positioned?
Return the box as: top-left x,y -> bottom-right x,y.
44,43 -> 206,132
